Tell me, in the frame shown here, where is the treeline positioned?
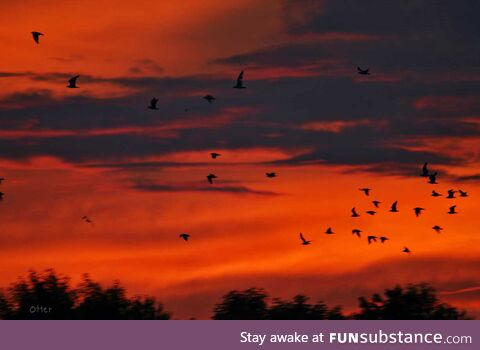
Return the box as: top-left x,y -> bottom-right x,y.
0,270 -> 470,320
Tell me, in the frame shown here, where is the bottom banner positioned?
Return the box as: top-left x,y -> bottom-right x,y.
0,320 -> 477,349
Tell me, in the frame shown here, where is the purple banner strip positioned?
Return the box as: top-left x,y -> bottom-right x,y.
0,320 -> 477,350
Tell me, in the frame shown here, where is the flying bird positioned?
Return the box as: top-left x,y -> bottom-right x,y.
446,190 -> 456,199
210,152 -> 221,159
351,208 -> 360,217
266,172 -> 277,178
81,216 -> 93,225
403,247 -> 412,254
233,70 -> 246,89
325,227 -> 334,235
380,236 -> 389,243
428,172 -> 438,184
31,31 -> 44,44
372,200 -> 381,208
0,192 -> 4,201
352,229 -> 362,238
148,98 -> 159,110
359,188 -> 371,196
447,205 -> 457,215
458,190 -> 468,198
179,233 -> 190,241
432,225 -> 443,234
357,67 -> 370,75
367,235 -> 377,244
413,207 -> 425,217
389,201 -> 399,213
67,75 -> 79,88
206,174 -> 217,184
431,190 -> 442,197
203,94 -> 216,103
366,210 -> 376,216
421,162 -> 429,177
299,232 -> 311,245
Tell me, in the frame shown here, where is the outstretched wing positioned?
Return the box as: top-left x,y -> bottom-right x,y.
69,75 -> 79,85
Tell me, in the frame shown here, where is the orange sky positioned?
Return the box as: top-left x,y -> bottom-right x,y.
0,0 -> 479,319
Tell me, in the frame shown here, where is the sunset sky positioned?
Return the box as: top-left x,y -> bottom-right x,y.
0,0 -> 479,319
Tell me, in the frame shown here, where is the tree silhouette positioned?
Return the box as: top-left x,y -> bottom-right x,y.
0,270 -> 170,320
268,295 -> 345,320
354,283 -> 469,320
213,288 -> 268,320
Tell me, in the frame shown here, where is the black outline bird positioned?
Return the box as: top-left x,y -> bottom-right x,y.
372,200 -> 381,208
380,236 -> 389,243
67,75 -> 79,88
81,216 -> 93,226
203,94 -> 215,104
403,247 -> 412,254
432,225 -> 443,234
31,31 -> 44,44
421,162 -> 429,177
431,190 -> 442,197
413,207 -> 425,217
0,192 -> 4,201
366,210 -> 376,216
359,188 -> 371,196
211,152 -> 221,159
233,70 -> 246,89
389,201 -> 399,213
357,67 -> 370,75
325,227 -> 334,235
352,229 -> 362,238
367,235 -> 377,244
446,190 -> 456,199
266,172 -> 277,178
351,207 -> 360,217
299,232 -> 311,245
428,172 -> 438,184
459,190 -> 468,198
148,98 -> 159,110
206,174 -> 217,184
179,233 -> 190,241
447,205 -> 457,215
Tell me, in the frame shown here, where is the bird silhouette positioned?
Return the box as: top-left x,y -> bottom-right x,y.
380,236 -> 389,243
446,190 -> 456,199
357,67 -> 370,75
447,205 -> 457,214
458,190 -> 468,197
148,98 -> 159,110
0,178 -> 5,184
432,225 -> 443,234
428,172 -> 438,184
179,233 -> 190,241
366,210 -> 376,216
67,75 -> 79,88
233,70 -> 246,89
372,200 -> 381,208
359,188 -> 371,196
0,192 -> 4,201
203,94 -> 216,103
431,190 -> 442,197
367,235 -> 377,244
421,162 -> 429,177
299,232 -> 311,245
81,216 -> 93,225
351,207 -> 360,217
389,201 -> 399,213
211,152 -> 221,159
31,31 -> 44,44
266,172 -> 277,178
403,247 -> 412,254
207,174 -> 217,184
325,227 -> 334,234
352,229 -> 362,238
413,207 -> 425,217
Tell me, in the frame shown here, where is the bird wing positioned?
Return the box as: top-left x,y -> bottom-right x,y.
69,75 -> 79,84
300,233 -> 307,242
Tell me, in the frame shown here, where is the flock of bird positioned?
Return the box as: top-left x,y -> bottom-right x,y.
299,162 -> 470,254
10,32 -> 471,254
